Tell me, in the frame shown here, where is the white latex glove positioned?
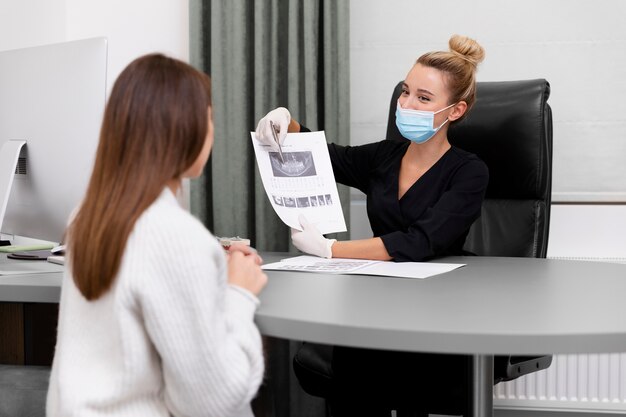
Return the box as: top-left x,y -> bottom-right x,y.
255,107 -> 291,152
291,214 -> 336,259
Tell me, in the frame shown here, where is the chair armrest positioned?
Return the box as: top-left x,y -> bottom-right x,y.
494,355 -> 553,384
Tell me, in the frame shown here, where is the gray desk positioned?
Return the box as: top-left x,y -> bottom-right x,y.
0,256 -> 63,364
0,256 -> 63,303
4,253 -> 626,416
255,253 -> 626,416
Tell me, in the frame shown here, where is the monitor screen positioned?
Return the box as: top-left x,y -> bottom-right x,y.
0,37 -> 107,243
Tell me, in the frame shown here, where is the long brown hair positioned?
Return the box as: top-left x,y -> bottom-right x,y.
417,34 -> 485,122
68,53 -> 212,300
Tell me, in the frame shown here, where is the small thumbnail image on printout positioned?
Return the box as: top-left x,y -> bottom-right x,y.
272,195 -> 284,206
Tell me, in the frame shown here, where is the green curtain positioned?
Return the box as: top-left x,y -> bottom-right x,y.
190,0 -> 350,415
190,0 -> 350,246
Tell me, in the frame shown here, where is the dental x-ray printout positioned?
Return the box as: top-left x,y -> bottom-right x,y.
251,131 -> 347,234
262,256 -> 466,279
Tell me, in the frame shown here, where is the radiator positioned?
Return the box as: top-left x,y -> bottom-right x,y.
494,353 -> 626,412
494,257 -> 626,413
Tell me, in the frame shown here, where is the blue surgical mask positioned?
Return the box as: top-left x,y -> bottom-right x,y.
395,99 -> 455,144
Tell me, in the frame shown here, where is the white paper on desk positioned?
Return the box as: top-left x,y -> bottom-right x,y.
251,131 -> 347,234
262,255 -> 465,279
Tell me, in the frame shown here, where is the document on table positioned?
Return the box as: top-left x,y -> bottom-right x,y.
251,131 -> 346,234
262,256 -> 466,279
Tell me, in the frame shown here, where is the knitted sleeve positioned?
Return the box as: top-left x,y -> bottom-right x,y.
131,209 -> 264,417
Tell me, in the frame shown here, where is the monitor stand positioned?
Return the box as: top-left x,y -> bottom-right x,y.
0,140 -> 27,235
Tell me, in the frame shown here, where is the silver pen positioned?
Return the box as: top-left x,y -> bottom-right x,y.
269,120 -> 284,163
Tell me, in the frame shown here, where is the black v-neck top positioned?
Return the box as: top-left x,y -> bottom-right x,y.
328,140 -> 489,261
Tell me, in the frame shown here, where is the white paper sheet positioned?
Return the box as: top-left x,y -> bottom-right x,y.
251,131 -> 347,234
262,255 -> 465,279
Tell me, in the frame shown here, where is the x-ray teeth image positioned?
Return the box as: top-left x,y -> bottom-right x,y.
269,151 -> 317,177
325,194 -> 332,205
283,197 -> 296,207
272,195 -> 284,206
310,196 -> 318,206
317,195 -> 325,206
296,197 -> 310,208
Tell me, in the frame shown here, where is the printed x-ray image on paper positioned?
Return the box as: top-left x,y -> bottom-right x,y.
251,130 -> 346,234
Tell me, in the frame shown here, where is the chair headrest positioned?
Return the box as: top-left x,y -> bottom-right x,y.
386,79 -> 552,200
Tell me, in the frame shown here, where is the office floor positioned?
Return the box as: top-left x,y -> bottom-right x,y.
0,368 -> 622,417
0,365 -> 49,417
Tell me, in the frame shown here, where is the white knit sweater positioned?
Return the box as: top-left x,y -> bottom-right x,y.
47,189 -> 264,417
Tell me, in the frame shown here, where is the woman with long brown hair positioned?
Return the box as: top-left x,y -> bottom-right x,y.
47,53 -> 267,417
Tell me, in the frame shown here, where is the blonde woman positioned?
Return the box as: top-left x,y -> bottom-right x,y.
256,35 -> 488,415
257,34 -> 488,265
47,54 -> 267,417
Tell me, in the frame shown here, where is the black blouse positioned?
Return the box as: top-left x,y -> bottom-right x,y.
328,140 -> 489,261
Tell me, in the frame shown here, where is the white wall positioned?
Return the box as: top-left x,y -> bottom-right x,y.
0,1 -> 66,51
349,0 -> 626,259
0,0 -> 191,212
0,1 -> 189,93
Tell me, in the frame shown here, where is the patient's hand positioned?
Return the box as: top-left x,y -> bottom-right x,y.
228,242 -> 262,265
227,250 -> 267,296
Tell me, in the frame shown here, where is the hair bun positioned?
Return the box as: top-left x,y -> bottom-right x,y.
449,34 -> 485,67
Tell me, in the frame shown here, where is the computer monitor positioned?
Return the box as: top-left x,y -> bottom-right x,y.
0,37 -> 107,243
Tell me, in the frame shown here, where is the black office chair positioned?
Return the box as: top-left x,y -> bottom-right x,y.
386,78 -> 554,415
